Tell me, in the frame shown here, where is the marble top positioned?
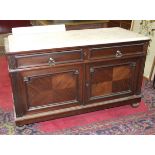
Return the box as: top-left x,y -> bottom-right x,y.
5,27 -> 150,53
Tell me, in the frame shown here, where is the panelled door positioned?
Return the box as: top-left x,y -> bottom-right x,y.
85,58 -> 139,104
17,64 -> 83,115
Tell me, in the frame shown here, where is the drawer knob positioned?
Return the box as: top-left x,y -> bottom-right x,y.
48,57 -> 55,66
84,51 -> 87,56
116,50 -> 123,58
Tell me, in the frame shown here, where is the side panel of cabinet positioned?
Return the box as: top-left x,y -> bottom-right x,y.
11,64 -> 83,116
85,58 -> 140,104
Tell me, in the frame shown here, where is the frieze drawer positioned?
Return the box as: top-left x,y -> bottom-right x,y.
89,43 -> 144,60
14,49 -> 84,68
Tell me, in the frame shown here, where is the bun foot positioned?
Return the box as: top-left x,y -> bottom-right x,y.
16,125 -> 26,129
131,103 -> 140,108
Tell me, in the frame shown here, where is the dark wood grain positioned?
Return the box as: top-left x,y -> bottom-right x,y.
108,20 -> 132,30
66,22 -> 108,30
89,43 -> 144,60
7,40 -> 149,126
15,49 -> 84,69
0,20 -> 31,34
15,95 -> 141,126
85,59 -> 138,104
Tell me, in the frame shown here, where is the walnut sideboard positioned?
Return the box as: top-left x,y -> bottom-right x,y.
5,27 -> 150,126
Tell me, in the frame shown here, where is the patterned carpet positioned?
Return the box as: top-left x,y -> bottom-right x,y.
52,110 -> 155,135
0,79 -> 155,135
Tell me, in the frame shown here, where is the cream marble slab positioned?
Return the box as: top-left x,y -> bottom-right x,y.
6,27 -> 150,53
12,24 -> 66,35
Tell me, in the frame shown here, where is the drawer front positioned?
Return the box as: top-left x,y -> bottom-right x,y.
15,49 -> 83,68
89,43 -> 144,60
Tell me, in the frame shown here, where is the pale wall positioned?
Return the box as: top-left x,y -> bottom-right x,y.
132,20 -> 155,79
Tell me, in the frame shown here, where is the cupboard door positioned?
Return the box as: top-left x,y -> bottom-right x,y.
16,64 -> 83,114
86,59 -> 138,103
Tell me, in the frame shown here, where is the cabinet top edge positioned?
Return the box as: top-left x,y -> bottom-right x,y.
5,27 -> 150,54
